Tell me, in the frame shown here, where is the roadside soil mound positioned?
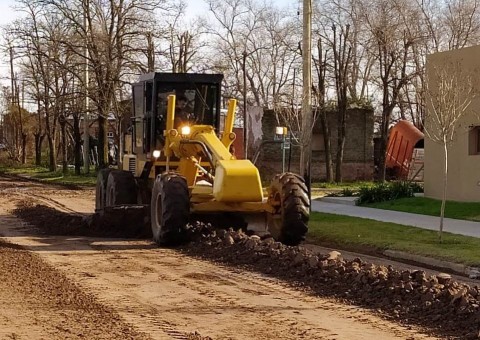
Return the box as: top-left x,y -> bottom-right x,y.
0,238 -> 148,339
182,225 -> 480,340
12,201 -> 150,238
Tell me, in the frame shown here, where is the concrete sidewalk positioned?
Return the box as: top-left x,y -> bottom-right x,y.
311,200 -> 480,238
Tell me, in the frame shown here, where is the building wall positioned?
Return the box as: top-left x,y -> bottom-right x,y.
424,45 -> 480,202
257,107 -> 374,181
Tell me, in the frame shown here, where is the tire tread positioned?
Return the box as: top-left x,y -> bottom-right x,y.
269,172 -> 310,246
152,172 -> 189,245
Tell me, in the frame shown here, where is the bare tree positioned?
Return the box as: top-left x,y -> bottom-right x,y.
362,0 -> 419,181
317,0 -> 374,103
275,93 -> 319,171
206,0 -> 300,108
424,61 -> 478,242
164,2 -> 201,73
11,3 -> 74,171
444,0 -> 480,49
313,37 -> 334,182
332,24 -> 352,182
411,0 -> 480,130
38,0 -> 161,168
1,32 -> 27,163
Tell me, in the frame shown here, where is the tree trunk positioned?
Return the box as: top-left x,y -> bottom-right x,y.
439,141 -> 448,243
61,122 -> 68,175
378,106 -> 393,182
335,108 -> 347,182
14,123 -> 19,160
378,132 -> 388,181
21,133 -> 27,164
299,145 -> 306,177
319,112 -> 333,182
34,133 -> 45,166
47,135 -> 56,171
117,120 -> 123,167
98,115 -> 108,168
73,116 -> 82,175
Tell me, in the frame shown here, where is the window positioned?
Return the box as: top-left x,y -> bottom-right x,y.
107,132 -> 114,138
155,83 -> 218,128
132,83 -> 144,149
468,126 -> 480,155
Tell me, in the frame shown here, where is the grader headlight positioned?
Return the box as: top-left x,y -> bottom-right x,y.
152,150 -> 161,159
181,125 -> 191,136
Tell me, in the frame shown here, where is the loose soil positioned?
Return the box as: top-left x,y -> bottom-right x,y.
0,175 -> 465,339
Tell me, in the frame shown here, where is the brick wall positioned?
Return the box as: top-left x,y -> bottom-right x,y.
257,107 -> 374,181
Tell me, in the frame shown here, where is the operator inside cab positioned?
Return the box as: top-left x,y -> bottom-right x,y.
174,95 -> 195,127
154,84 -> 215,146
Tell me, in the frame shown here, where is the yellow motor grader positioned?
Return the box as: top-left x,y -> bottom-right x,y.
95,72 -> 309,245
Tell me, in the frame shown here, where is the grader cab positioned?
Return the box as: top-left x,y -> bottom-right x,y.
95,72 -> 310,246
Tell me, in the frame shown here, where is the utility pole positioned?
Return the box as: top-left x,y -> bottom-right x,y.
242,51 -> 248,159
83,1 -> 90,174
21,79 -> 26,164
301,0 -> 313,192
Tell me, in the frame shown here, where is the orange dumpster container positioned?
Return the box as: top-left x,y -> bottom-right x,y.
385,120 -> 424,179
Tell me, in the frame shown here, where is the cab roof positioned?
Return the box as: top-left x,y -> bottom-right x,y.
138,72 -> 224,84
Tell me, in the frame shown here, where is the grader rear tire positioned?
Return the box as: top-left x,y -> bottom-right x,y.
105,170 -> 137,206
95,168 -> 113,214
267,172 -> 309,246
151,172 -> 190,246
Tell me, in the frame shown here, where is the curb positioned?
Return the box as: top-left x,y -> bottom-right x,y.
318,196 -> 359,206
383,249 -> 480,279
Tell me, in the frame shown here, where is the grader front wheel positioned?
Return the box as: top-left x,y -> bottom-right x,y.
105,170 -> 137,206
151,172 -> 190,246
267,172 -> 310,246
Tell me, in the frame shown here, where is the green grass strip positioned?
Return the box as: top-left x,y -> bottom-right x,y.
311,181 -> 374,189
0,166 -> 97,187
363,197 -> 480,222
308,212 -> 480,266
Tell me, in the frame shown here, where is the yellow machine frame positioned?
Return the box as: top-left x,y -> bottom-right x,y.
152,94 -> 272,214
112,73 -> 308,246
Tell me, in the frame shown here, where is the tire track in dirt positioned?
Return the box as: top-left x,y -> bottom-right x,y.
0,233 -> 150,340
2,188 -> 81,215
0,177 -> 211,340
81,242 -> 435,340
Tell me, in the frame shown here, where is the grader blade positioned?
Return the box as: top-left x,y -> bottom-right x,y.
191,212 -> 271,238
243,213 -> 271,237
91,205 -> 151,237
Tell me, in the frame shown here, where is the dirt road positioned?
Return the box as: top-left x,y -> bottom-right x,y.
0,176 -> 440,339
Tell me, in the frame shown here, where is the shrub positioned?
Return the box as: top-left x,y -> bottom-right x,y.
341,188 -> 358,197
409,181 -> 424,193
357,181 -> 418,204
324,188 -> 359,197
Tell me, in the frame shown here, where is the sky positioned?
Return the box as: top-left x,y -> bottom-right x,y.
0,0 -> 294,87
0,0 -> 295,31
0,0 -> 16,26
0,0 -> 20,85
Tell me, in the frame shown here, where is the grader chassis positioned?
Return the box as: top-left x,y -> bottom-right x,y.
95,72 -> 309,245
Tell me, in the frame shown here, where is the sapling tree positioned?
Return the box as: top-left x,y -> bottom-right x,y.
425,60 -> 478,242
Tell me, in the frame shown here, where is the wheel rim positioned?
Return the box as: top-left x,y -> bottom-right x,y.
96,185 -> 102,209
99,186 -> 105,209
108,187 -> 114,206
268,191 -> 283,239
